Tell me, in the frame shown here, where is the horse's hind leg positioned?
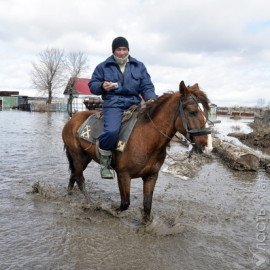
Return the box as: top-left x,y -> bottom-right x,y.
65,147 -> 92,202
74,171 -> 90,202
68,174 -> 76,195
65,147 -> 76,194
73,160 -> 92,203
71,159 -> 92,192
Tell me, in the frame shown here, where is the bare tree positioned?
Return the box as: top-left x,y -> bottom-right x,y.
257,98 -> 265,108
31,48 -> 65,104
65,51 -> 89,78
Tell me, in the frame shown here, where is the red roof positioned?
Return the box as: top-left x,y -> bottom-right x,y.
63,77 -> 93,95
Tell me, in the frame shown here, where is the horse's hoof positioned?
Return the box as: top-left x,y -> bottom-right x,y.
115,207 -> 122,213
142,216 -> 153,225
115,204 -> 128,214
141,209 -> 153,224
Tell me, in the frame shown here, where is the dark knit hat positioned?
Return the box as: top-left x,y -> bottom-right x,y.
112,37 -> 129,52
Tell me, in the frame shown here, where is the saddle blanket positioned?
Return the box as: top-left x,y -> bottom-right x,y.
77,111 -> 138,152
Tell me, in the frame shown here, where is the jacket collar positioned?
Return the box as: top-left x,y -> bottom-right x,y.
105,55 -> 138,66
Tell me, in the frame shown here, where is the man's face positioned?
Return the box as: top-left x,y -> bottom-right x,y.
114,47 -> 129,59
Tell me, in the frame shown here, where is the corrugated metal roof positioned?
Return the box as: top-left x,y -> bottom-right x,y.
63,77 -> 93,95
0,91 -> 19,96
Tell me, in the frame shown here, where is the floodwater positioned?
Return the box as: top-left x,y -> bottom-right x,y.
0,111 -> 270,270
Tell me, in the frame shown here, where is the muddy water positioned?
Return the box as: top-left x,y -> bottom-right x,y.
0,111 -> 270,270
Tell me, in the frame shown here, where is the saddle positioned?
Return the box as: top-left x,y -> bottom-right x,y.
77,105 -> 139,152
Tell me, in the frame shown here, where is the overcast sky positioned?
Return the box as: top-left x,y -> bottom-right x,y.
0,0 -> 269,106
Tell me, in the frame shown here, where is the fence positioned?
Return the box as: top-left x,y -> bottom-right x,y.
29,102 -> 67,112
29,100 -> 88,113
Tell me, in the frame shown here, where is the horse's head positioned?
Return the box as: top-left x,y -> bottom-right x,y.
175,81 -> 213,154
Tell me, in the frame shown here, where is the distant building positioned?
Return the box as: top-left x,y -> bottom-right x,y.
63,77 -> 92,96
0,91 -> 19,96
63,77 -> 102,113
209,104 -> 217,115
0,91 -> 31,111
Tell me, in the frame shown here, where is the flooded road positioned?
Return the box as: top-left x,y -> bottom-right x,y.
0,111 -> 270,270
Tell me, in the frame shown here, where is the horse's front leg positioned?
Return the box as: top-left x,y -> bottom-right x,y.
142,173 -> 158,222
117,172 -> 131,211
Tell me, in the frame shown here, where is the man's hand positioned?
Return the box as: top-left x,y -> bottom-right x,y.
146,99 -> 155,104
102,81 -> 117,92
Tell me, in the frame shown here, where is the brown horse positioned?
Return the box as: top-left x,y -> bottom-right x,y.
62,81 -> 212,221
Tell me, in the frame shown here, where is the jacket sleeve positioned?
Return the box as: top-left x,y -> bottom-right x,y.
139,64 -> 157,101
88,65 -> 104,96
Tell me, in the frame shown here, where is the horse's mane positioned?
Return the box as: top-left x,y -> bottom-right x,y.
187,84 -> 210,111
138,84 -> 210,123
138,92 -> 174,123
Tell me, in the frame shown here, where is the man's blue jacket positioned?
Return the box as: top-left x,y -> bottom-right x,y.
89,55 -> 156,109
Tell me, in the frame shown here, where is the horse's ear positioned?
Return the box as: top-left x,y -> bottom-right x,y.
179,81 -> 188,97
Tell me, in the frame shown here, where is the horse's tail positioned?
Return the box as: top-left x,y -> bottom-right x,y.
63,144 -> 75,173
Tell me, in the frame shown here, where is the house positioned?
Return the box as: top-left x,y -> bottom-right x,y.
0,91 -> 31,111
63,77 -> 92,96
63,77 -> 102,113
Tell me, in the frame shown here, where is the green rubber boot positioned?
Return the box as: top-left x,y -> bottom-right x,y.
99,148 -> 114,179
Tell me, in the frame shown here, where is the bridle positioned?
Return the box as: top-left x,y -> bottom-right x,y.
177,94 -> 212,142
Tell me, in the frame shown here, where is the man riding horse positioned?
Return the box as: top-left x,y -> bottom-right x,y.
89,37 -> 157,179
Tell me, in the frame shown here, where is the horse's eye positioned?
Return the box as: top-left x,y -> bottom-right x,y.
189,111 -> 198,117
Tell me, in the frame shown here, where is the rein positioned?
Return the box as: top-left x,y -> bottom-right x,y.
147,112 -> 174,141
147,111 -> 194,161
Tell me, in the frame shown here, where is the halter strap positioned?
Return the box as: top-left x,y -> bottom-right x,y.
178,95 -> 212,141
148,94 -> 212,143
